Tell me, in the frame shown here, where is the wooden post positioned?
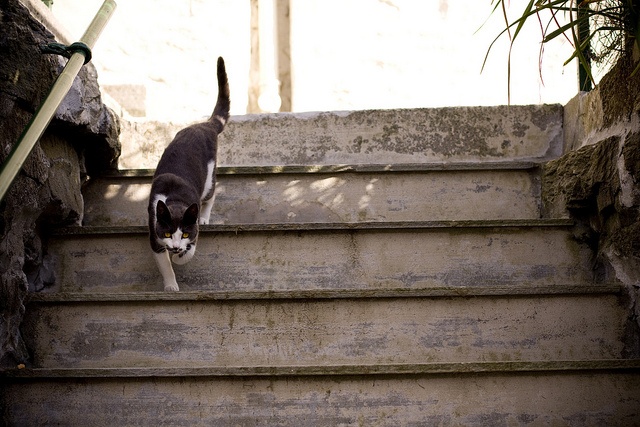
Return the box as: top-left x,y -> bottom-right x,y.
248,0 -> 261,113
248,0 -> 291,113
276,0 -> 291,111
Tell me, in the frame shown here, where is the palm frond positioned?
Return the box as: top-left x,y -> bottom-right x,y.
482,0 -> 639,101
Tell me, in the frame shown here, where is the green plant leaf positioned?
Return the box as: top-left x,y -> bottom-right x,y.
481,0 -> 640,101
543,20 -> 582,42
512,0 -> 537,40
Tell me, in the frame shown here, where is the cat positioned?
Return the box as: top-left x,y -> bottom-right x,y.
148,56 -> 230,291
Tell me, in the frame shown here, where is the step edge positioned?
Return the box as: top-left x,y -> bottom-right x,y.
27,285 -> 622,303
4,360 -> 640,379
53,219 -> 575,236
101,162 -> 542,179
227,104 -> 563,122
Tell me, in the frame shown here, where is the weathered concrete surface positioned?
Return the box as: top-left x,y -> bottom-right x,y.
3,4 -> 640,422
4,371 -> 640,425
82,166 -> 542,226
21,294 -> 630,369
562,89 -> 605,153
119,104 -> 564,169
0,0 -> 119,367
47,223 -> 594,293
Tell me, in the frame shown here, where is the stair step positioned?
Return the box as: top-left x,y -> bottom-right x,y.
56,218 -> 574,234
4,363 -> 640,425
20,292 -> 628,369
120,106 -> 563,168
28,284 -> 621,302
166,105 -> 562,167
7,102 -> 636,425
5,360 -> 640,378
83,162 -> 543,226
46,220 -> 596,293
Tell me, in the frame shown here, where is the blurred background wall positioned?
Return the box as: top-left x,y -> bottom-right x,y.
51,0 -> 596,121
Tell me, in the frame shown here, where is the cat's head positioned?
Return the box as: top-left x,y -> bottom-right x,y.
154,200 -> 199,254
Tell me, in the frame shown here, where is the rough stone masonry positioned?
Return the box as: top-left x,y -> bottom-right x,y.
543,47 -> 640,334
0,0 -> 120,366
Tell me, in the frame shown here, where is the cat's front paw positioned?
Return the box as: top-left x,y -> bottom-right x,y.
164,281 -> 180,292
199,217 -> 209,225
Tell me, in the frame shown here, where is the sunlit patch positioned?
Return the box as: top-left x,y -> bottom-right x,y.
127,185 -> 153,202
329,193 -> 345,209
283,183 -> 304,206
104,185 -> 121,200
105,183 -> 150,202
310,177 -> 344,192
358,194 -> 372,211
359,178 -> 379,211
365,179 -> 379,192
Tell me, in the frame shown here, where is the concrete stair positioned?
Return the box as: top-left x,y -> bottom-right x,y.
3,105 -> 640,425
82,163 -> 544,226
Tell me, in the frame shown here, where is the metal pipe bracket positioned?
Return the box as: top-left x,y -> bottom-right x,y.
40,41 -> 92,64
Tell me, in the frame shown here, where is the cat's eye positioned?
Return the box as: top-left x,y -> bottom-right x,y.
182,232 -> 189,238
164,232 -> 171,238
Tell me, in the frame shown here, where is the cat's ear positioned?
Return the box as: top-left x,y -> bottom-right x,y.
156,200 -> 172,224
183,203 -> 199,226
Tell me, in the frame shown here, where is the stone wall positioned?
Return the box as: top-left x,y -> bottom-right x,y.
0,0 -> 120,366
543,47 -> 640,328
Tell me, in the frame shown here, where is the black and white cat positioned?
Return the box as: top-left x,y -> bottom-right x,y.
148,56 -> 230,291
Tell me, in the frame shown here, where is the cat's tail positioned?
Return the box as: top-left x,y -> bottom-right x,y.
211,56 -> 230,133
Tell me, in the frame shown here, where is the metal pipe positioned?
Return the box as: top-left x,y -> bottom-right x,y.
0,0 -> 117,203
